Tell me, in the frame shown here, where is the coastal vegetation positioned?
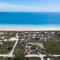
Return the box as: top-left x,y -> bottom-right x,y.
0,31 -> 60,60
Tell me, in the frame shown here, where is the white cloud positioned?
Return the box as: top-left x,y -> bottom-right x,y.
0,2 -> 60,12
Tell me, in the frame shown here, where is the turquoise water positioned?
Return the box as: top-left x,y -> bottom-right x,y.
0,12 -> 60,26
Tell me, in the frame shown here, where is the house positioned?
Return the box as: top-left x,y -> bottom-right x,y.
0,39 -> 3,45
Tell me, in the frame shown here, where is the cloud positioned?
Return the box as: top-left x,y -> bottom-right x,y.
0,2 -> 40,12
0,2 -> 60,12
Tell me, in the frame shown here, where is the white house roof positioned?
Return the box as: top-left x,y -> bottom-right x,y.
9,37 -> 17,41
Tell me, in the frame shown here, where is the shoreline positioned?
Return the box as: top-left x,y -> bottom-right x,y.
0,25 -> 60,31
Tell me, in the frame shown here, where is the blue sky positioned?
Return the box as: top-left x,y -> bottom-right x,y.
0,0 -> 60,12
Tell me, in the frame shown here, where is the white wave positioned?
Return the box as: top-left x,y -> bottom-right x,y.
0,24 -> 60,31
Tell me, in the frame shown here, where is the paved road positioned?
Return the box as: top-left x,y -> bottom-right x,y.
25,54 -> 60,60
10,33 -> 19,55
0,54 -> 15,57
25,42 -> 60,60
0,33 -> 19,57
25,54 -> 48,60
0,33 -> 60,59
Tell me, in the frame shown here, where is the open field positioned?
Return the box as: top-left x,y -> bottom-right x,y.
0,41 -> 15,54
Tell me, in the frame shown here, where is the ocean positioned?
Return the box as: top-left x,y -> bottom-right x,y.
0,12 -> 60,26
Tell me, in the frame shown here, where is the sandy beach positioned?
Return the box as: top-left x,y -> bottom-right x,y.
0,25 -> 60,31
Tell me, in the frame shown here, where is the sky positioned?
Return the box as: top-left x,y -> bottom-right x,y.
0,0 -> 60,12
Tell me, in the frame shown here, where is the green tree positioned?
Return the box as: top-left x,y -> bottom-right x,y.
15,52 -> 25,60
